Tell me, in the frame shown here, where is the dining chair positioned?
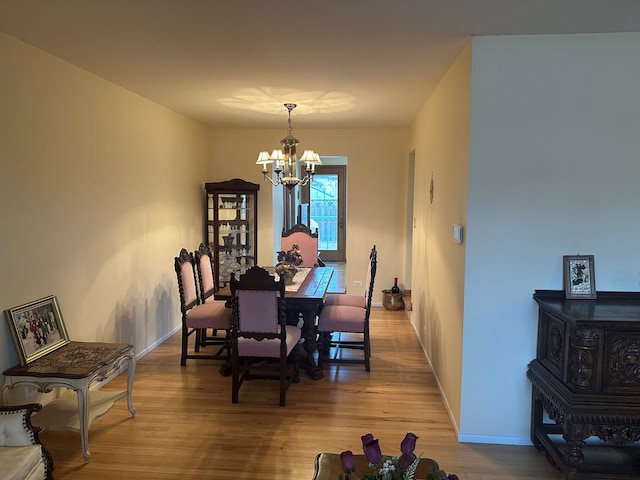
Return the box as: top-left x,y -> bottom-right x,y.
194,243 -> 231,356
230,266 -> 301,406
174,248 -> 232,366
316,246 -> 377,371
281,223 -> 320,267
323,245 -> 377,308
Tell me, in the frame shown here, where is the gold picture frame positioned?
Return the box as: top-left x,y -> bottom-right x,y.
5,295 -> 70,365
563,255 -> 596,300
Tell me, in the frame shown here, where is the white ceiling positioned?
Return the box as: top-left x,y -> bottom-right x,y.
1,0 -> 639,129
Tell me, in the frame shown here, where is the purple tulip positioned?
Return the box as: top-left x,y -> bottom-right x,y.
361,433 -> 374,444
398,452 -> 417,470
340,450 -> 356,473
446,475 -> 459,480
361,434 -> 382,464
400,432 -> 418,454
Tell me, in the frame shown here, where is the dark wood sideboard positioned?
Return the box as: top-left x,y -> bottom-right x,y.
528,290 -> 640,479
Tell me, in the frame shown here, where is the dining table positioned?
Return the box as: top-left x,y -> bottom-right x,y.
215,266 -> 334,380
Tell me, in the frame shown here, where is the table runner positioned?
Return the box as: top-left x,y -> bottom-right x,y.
278,267 -> 311,292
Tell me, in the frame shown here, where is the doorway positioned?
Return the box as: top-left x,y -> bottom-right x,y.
305,165 -> 346,262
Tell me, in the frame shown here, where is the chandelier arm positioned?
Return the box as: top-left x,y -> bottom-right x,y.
298,175 -> 311,187
262,172 -> 281,187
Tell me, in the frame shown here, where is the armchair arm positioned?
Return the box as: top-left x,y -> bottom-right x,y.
0,403 -> 43,447
0,403 -> 54,479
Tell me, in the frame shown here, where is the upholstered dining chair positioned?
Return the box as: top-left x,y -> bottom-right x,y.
281,223 -> 320,267
230,266 -> 301,406
194,243 -> 230,353
316,246 -> 377,371
174,248 -> 232,366
323,245 -> 377,308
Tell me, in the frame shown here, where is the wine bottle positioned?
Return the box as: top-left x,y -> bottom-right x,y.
391,277 -> 400,294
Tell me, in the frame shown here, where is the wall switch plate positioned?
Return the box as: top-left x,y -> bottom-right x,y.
354,280 -> 363,287
453,224 -> 463,243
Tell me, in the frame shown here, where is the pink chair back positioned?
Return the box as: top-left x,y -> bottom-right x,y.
281,224 -> 319,267
175,249 -> 198,311
180,263 -> 198,306
199,255 -> 214,293
236,290 -> 279,333
195,243 -> 217,303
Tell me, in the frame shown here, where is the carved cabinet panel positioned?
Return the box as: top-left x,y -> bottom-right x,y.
534,290 -> 640,395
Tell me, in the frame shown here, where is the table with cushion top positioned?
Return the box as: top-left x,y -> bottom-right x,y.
312,453 -> 439,480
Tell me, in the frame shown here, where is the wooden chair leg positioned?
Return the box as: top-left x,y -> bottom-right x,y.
232,357 -> 240,404
180,324 -> 188,366
364,327 -> 371,372
280,356 -> 287,407
194,328 -> 201,352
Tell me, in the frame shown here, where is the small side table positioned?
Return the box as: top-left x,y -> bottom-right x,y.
312,453 -> 438,479
2,341 -> 136,463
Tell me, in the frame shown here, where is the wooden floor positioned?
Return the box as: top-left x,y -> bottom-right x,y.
40,307 -> 563,480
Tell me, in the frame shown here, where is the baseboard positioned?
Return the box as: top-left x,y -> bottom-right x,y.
457,433 -> 533,446
135,325 -> 181,360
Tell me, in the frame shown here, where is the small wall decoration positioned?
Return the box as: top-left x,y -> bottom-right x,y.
563,255 -> 596,299
429,172 -> 434,204
5,295 -> 70,365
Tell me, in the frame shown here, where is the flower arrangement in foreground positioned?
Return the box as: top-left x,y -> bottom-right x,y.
339,433 -> 458,480
277,243 -> 303,266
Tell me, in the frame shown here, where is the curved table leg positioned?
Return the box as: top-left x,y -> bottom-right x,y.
125,353 -> 137,417
75,388 -> 91,463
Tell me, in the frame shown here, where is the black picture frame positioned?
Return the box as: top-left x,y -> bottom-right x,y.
5,295 -> 70,365
563,255 -> 596,300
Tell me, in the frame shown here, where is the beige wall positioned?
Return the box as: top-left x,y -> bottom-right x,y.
210,128 -> 411,304
409,42 -> 471,431
0,33 -> 210,377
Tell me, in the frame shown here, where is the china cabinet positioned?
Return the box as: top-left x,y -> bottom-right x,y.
204,179 -> 259,289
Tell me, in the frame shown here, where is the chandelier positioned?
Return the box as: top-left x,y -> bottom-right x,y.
256,103 -> 321,189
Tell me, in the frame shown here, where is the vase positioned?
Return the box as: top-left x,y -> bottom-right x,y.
275,262 -> 297,285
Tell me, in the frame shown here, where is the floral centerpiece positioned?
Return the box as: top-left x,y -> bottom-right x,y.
339,433 -> 458,480
277,243 -> 304,266
276,243 -> 303,284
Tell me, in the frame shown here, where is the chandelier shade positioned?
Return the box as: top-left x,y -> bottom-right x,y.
256,103 -> 321,189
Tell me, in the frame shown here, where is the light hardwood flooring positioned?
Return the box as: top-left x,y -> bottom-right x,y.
39,307 -> 563,479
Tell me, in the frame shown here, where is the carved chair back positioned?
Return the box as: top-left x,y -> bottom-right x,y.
281,223 -> 319,267
194,243 -> 217,303
174,248 -> 199,312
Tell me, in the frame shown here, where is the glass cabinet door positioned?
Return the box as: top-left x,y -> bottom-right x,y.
205,179 -> 260,289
